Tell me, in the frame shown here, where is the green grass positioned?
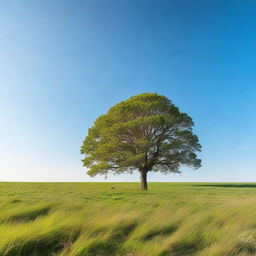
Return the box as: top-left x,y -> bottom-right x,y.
0,182 -> 256,256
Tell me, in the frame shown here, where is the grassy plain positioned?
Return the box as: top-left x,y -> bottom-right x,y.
0,182 -> 256,256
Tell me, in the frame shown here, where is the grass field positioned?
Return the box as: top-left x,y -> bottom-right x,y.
0,182 -> 256,256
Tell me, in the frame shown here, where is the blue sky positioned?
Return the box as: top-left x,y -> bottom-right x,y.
1,0 -> 256,182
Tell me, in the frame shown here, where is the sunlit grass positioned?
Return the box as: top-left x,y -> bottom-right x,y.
0,182 -> 256,255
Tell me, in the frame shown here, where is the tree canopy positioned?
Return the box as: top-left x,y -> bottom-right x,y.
81,93 -> 201,190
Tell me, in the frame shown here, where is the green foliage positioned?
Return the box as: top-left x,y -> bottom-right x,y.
81,93 -> 201,181
1,182 -> 256,256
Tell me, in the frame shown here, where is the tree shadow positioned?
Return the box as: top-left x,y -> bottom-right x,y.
195,183 -> 256,188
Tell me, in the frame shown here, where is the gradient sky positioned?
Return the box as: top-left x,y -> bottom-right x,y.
1,0 -> 256,182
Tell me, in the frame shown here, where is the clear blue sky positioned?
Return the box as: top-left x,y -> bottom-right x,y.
1,0 -> 256,182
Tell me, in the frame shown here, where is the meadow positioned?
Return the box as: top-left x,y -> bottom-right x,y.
0,182 -> 256,256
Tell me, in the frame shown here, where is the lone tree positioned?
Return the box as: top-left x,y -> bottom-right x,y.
81,93 -> 201,190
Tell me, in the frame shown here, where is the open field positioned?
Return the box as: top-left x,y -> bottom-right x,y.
0,182 -> 256,256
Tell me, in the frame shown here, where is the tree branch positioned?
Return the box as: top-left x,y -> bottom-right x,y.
154,161 -> 179,165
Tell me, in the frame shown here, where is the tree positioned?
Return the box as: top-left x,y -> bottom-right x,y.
81,93 -> 201,191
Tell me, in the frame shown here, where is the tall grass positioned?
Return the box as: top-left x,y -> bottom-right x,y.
0,182 -> 256,255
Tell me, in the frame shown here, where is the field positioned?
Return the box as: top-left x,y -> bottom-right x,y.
0,182 -> 256,256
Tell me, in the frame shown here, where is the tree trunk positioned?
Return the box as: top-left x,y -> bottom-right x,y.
140,170 -> 148,191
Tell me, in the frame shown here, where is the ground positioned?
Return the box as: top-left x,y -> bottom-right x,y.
0,182 -> 256,256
